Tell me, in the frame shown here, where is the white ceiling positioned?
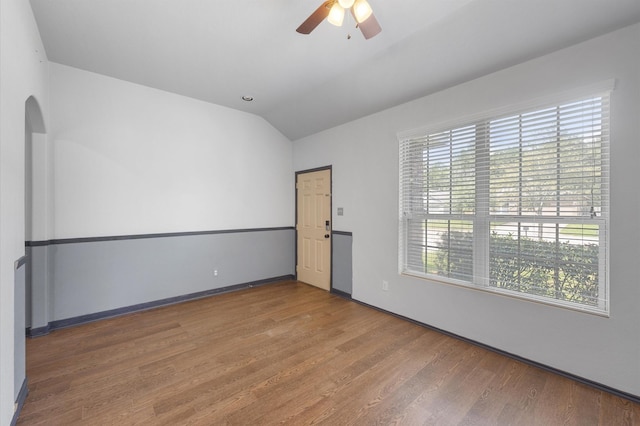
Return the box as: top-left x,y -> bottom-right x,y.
30,0 -> 640,140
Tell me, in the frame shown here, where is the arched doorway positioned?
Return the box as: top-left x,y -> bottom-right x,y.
24,95 -> 48,333
16,95 -> 47,411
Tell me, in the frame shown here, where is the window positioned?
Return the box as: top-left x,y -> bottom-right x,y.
399,89 -> 610,314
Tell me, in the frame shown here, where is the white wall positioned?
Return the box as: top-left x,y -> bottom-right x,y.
48,62 -> 294,240
0,0 -> 49,422
293,24 -> 640,396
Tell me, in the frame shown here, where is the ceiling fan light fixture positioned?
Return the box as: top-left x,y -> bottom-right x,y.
352,0 -> 372,23
296,0 -> 381,39
327,3 -> 345,26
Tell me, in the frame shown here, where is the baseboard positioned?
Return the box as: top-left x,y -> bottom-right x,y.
350,298 -> 640,405
30,275 -> 294,335
330,288 -> 352,300
27,325 -> 51,338
11,378 -> 28,426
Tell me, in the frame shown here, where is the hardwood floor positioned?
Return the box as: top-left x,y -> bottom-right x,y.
18,280 -> 640,425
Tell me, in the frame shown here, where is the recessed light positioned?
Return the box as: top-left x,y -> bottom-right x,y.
242,96 -> 254,102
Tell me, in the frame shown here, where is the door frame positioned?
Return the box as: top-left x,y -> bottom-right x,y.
295,165 -> 332,291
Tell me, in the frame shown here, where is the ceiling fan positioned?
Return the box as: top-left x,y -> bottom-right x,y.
296,0 -> 382,40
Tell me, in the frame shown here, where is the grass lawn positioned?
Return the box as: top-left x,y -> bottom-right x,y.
560,223 -> 599,237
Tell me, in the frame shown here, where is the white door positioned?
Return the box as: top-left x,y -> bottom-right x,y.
296,169 -> 331,291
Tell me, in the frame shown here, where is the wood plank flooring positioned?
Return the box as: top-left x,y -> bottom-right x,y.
18,280 -> 640,425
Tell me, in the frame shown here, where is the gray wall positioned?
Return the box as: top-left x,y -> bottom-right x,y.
27,244 -> 51,331
28,228 -> 294,324
24,247 -> 31,330
14,259 -> 26,401
332,232 -> 352,295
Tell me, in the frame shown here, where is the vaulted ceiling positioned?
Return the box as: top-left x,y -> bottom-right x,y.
30,0 -> 640,140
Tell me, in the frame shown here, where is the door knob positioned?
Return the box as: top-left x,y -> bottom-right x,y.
324,234 -> 330,239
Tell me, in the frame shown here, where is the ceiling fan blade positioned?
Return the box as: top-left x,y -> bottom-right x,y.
355,12 -> 381,39
296,1 -> 333,34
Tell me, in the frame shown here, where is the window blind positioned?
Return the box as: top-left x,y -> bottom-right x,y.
399,92 -> 610,314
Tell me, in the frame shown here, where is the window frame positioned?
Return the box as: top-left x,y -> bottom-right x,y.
398,81 -> 613,316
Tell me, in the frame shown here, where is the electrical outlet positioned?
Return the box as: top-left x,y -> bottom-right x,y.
382,280 -> 389,291
214,269 -> 218,277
